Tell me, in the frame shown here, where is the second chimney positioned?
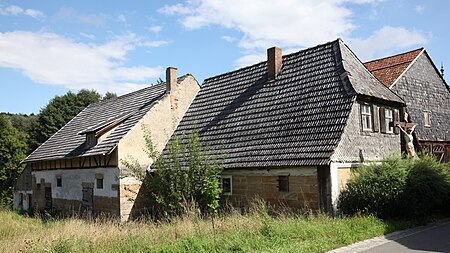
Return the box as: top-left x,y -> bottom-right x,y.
166,67 -> 178,93
267,47 -> 282,81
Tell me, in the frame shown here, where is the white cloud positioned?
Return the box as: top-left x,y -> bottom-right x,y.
147,26 -> 162,33
415,5 -> 424,14
349,26 -> 430,60
222,36 -> 236,43
158,3 -> 192,15
0,31 -> 163,95
161,0 -> 429,67
141,40 -> 171,47
159,0 -> 354,48
118,14 -> 126,22
55,7 -> 107,27
0,4 -> 45,20
79,32 -> 96,40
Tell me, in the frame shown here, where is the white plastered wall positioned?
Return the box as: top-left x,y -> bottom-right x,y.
329,162 -> 359,214
32,167 -> 119,200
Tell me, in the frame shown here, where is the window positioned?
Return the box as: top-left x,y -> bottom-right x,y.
56,175 -> 62,187
385,109 -> 393,133
96,173 -> 104,189
220,176 -> 232,195
96,178 -> 103,189
424,112 -> 431,127
361,104 -> 372,131
278,176 -> 289,192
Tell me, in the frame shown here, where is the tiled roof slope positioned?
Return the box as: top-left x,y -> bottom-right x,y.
170,39 -> 403,168
24,76 -> 190,163
364,48 -> 423,87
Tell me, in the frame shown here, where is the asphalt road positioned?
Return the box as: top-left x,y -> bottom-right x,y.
362,220 -> 450,253
329,219 -> 450,253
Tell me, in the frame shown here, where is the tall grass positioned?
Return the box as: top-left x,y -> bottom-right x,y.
0,204 -> 425,253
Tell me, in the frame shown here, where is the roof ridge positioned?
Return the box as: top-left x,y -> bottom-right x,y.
364,48 -> 424,67
204,39 -> 340,83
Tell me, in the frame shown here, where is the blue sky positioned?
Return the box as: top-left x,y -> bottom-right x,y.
0,0 -> 448,114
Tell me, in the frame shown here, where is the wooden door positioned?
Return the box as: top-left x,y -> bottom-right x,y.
82,187 -> 93,214
44,187 -> 52,211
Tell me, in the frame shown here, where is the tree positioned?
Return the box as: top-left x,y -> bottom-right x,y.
28,89 -> 101,151
102,92 -> 117,101
0,115 -> 28,206
122,130 -> 223,219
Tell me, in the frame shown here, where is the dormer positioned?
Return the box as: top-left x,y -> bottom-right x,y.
78,112 -> 133,149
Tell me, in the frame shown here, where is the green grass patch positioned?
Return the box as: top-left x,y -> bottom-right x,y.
0,208 -> 438,253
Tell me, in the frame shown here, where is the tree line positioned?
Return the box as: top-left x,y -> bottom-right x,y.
0,90 -> 116,206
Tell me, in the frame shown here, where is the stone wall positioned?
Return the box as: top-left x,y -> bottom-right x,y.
221,167 -> 318,210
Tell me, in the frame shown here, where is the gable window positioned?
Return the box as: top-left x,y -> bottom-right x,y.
424,112 -> 431,127
361,105 -> 372,131
220,176 -> 232,195
278,176 -> 289,192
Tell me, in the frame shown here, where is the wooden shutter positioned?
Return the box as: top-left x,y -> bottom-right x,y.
379,107 -> 386,133
393,109 -> 400,134
372,105 -> 379,132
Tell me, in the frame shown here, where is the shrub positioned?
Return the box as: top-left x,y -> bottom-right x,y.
403,155 -> 450,217
338,153 -> 450,218
123,130 -> 223,219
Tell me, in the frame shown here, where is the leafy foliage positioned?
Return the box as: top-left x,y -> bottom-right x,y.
123,130 -> 223,218
0,115 -> 28,206
28,89 -> 116,151
339,153 -> 450,218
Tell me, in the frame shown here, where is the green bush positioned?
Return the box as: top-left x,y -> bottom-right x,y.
403,155 -> 450,217
339,153 -> 450,218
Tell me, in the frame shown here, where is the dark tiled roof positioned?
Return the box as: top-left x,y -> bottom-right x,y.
364,48 -> 423,87
168,39 -> 403,168
24,76 -> 190,163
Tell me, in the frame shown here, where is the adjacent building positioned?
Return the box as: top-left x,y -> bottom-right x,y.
15,68 -> 199,220
365,48 -> 450,162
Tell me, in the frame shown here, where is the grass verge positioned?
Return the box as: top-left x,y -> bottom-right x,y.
0,207 -> 438,253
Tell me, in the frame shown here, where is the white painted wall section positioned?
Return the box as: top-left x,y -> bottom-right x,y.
32,167 -> 119,200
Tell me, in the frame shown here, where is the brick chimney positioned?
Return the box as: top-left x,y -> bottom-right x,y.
267,47 -> 282,81
166,67 -> 178,93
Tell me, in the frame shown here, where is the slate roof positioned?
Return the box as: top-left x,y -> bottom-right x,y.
364,48 -> 423,87
23,75 -> 190,163
169,39 -> 403,168
366,49 -> 450,142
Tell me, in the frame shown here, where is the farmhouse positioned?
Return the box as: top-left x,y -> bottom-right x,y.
15,68 -> 199,221
365,49 -> 450,162
168,39 -> 406,213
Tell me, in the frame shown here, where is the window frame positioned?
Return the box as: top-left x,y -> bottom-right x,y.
424,111 -> 431,127
56,175 -> 62,187
220,175 -> 232,195
361,104 -> 373,131
384,108 -> 394,133
277,175 -> 289,192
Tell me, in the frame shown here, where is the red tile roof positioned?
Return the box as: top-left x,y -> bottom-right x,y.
364,48 -> 423,87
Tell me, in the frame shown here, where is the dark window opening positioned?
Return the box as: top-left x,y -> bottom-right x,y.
57,178 -> 62,187
97,178 -> 103,189
221,177 -> 232,195
278,176 -> 289,192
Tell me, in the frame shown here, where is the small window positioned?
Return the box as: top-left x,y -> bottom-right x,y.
96,178 -> 103,189
361,104 -> 373,131
278,176 -> 289,192
424,112 -> 431,127
220,176 -> 232,195
385,109 -> 393,133
56,178 -> 62,187
36,183 -> 41,190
